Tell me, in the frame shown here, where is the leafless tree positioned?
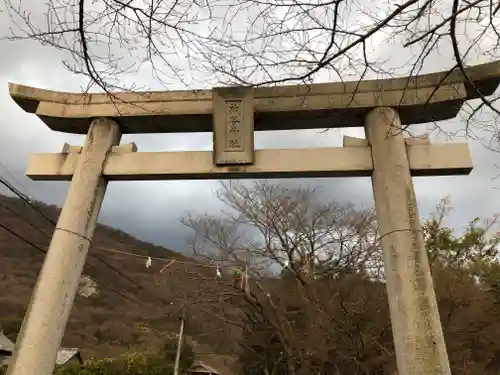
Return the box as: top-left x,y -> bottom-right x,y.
182,181 -> 381,279
3,0 -> 500,89
178,181 -> 387,374
3,0 -> 500,148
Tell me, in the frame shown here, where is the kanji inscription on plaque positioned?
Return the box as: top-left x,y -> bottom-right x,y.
213,87 -> 254,165
225,100 -> 244,151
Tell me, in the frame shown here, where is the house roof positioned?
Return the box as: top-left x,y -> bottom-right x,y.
0,332 -> 15,352
0,333 -> 80,366
186,360 -> 220,374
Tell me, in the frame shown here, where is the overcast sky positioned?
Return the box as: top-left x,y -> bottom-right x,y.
0,2 -> 500,252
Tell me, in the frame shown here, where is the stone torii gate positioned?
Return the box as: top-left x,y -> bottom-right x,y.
6,61 -> 500,375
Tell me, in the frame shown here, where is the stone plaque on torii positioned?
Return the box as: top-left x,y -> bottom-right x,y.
6,60 -> 500,375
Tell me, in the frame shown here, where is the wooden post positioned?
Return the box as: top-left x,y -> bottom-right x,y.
173,314 -> 185,375
7,118 -> 121,375
365,107 -> 451,375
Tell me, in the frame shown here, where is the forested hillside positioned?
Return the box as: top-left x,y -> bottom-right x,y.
1,183 -> 500,375
0,193 -> 236,373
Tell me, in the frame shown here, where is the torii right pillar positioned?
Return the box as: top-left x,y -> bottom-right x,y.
365,107 -> 451,375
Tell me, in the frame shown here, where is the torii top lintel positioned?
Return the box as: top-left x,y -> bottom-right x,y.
8,60 -> 500,134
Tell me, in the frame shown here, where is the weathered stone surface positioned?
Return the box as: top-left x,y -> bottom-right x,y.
212,87 -> 254,165
7,118 -> 121,375
405,133 -> 431,145
365,107 -> 451,375
26,143 -> 472,181
61,142 -> 137,154
8,60 -> 500,134
343,136 -> 369,147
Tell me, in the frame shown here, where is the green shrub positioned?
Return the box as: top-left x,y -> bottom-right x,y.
54,351 -> 173,375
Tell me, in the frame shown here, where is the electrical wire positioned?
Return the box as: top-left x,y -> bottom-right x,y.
0,215 -> 237,358
0,177 -> 56,225
0,166 -> 238,353
0,199 -> 50,239
0,220 -> 139,304
0,176 -> 147,288
0,175 -> 174,308
0,159 -> 31,198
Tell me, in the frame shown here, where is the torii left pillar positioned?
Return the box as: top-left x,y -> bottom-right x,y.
7,118 -> 121,375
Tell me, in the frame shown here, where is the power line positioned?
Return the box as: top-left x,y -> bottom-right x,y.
0,199 -> 50,239
0,174 -> 175,308
0,177 -> 55,225
0,166 -> 144,301
0,215 -> 236,356
0,174 -> 140,304
0,220 -> 139,304
0,176 -> 144,288
0,221 -> 46,253
0,159 -> 31,198
0,170 -> 234,353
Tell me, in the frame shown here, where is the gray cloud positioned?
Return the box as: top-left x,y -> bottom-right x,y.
0,2 -> 499,253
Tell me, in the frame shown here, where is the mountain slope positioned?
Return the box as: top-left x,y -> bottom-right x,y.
0,193 -> 231,363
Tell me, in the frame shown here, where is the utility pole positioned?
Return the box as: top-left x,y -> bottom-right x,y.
173,312 -> 186,375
